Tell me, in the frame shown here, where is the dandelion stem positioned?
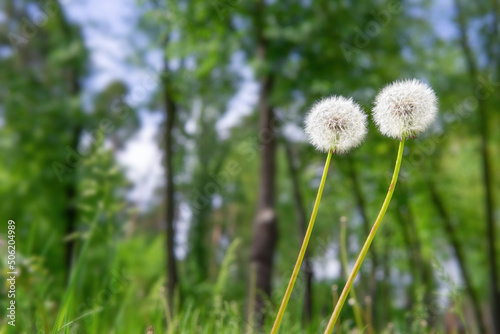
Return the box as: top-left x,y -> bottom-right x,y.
271,150 -> 333,334
323,137 -> 405,334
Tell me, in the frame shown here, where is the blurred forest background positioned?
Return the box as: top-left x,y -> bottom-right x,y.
0,0 -> 499,333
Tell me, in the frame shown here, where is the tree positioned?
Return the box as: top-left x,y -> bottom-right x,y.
454,0 -> 499,331
161,43 -> 179,314
249,0 -> 279,324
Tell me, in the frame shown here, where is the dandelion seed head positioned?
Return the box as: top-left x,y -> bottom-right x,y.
304,96 -> 368,154
373,79 -> 438,139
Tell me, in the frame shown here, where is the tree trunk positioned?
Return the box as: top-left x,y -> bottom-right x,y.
284,143 -> 312,324
56,6 -> 82,279
162,60 -> 178,314
249,1 -> 277,324
475,31 -> 500,334
454,1 -> 499,331
250,72 -> 277,325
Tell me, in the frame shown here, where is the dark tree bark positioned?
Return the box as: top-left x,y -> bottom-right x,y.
250,75 -> 277,324
162,57 -> 178,315
284,143 -> 312,324
249,0 -> 278,324
454,1 -> 499,332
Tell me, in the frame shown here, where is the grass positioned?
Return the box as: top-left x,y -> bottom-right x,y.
1,224 -> 468,334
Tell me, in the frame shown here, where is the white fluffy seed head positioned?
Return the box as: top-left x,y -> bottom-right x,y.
304,96 -> 368,154
372,79 -> 438,140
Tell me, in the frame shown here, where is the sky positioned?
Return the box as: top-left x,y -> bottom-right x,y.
63,0 -> 261,210
64,0 -> 164,209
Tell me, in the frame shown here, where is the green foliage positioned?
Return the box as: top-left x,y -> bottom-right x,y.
0,0 -> 499,332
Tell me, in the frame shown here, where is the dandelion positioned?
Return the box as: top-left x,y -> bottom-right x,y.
272,95 -> 367,334
324,80 -> 438,334
373,79 -> 438,140
305,96 -> 368,153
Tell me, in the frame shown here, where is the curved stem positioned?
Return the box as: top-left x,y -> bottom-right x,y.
324,137 -> 405,334
271,150 -> 333,334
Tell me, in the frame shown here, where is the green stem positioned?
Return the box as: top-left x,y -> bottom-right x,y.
271,150 -> 333,334
324,137 -> 406,334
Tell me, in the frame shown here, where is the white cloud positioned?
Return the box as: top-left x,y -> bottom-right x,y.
117,111 -> 164,209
